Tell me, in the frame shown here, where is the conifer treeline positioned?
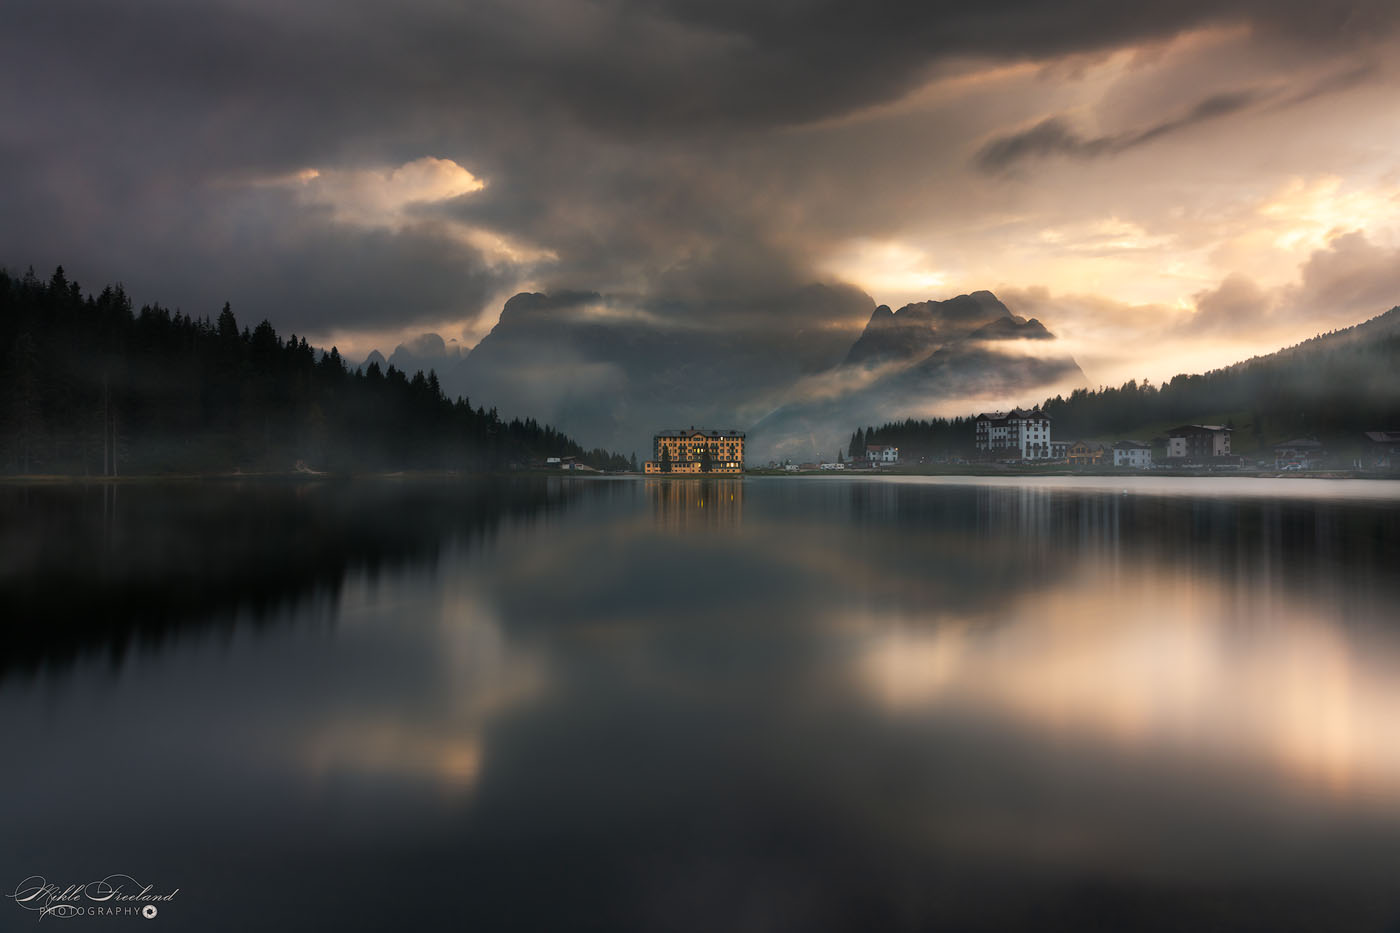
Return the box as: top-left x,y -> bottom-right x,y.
1,266 -> 631,474
1039,313 -> 1400,439
847,418 -> 975,462
850,308 -> 1400,458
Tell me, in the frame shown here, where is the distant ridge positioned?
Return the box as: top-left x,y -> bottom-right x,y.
1034,305 -> 1400,441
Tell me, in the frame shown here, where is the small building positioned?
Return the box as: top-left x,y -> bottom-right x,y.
1272,438 -> 1324,470
545,456 -> 561,465
819,462 -> 846,470
1165,425 -> 1231,461
1112,440 -> 1153,469
784,463 -> 800,472
974,408 -> 1053,460
1049,440 -> 1069,460
1067,440 -> 1105,466
1362,431 -> 1400,470
866,445 -> 899,464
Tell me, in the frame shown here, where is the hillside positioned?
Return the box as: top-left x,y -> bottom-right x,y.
0,266 -> 628,474
1040,307 -> 1400,442
852,306 -> 1400,461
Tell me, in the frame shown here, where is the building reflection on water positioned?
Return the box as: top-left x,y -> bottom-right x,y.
646,477 -> 744,531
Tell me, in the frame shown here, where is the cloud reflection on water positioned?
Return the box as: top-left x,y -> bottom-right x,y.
854,561 -> 1400,801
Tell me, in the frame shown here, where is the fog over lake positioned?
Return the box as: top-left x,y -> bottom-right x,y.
3,476 -> 1399,931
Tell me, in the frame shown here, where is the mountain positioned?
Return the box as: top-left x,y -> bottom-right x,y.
750,291 -> 1082,460
844,290 -> 1045,365
430,285 -> 876,461
372,286 -> 1084,462
358,334 -> 464,376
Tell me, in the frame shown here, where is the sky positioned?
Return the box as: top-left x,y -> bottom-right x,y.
4,0 -> 1400,390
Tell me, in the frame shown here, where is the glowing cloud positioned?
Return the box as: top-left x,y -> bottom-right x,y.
285,156 -> 485,227
822,238 -> 948,309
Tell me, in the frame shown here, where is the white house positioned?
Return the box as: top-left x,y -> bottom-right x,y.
975,409 -> 1053,460
1112,440 -> 1152,469
819,462 -> 846,470
866,445 -> 899,464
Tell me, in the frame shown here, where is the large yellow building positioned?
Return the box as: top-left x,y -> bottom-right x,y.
643,428 -> 745,474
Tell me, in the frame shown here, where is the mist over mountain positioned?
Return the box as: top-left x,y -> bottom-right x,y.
358,334 -> 464,380
379,286 -> 1085,461
753,291 -> 1083,460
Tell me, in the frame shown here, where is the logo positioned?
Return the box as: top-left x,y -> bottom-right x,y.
8,876 -> 179,921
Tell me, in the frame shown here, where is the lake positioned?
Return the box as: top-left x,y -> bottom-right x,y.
3,475 -> 1399,931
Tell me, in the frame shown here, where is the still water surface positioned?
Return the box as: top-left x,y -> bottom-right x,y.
2,476 -> 1399,931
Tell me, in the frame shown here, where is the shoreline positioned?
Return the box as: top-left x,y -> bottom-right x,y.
3,468 -> 1396,483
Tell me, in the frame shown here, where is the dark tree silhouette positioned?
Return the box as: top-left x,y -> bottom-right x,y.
0,266 -> 629,474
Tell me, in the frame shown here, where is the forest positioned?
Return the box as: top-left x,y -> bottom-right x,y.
847,418 -> 977,463
851,306 -> 1400,459
1,266 -> 632,474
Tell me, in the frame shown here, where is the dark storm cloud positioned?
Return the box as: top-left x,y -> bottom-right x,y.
975,89 -> 1268,173
1,0 -> 1397,341
975,59 -> 1383,173
9,1 -> 1392,143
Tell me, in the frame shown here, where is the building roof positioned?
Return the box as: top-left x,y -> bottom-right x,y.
1363,431 -> 1400,443
1272,438 -> 1323,449
1167,424 -> 1229,435
655,428 -> 746,438
867,445 -> 896,451
976,408 -> 1050,421
1113,440 -> 1150,449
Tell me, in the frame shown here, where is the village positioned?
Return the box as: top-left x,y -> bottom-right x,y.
767,410 -> 1400,474
531,418 -> 1400,475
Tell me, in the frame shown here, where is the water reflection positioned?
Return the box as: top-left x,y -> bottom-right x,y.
3,476 -> 1400,931
856,564 -> 1400,799
0,477 -> 589,678
296,589 -> 545,797
647,477 -> 744,531
826,480 -> 1400,802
